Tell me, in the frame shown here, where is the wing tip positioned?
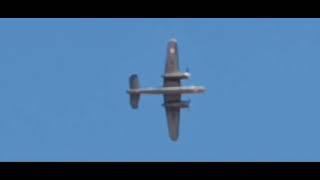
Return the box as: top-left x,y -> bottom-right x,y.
169,132 -> 179,141
169,38 -> 177,43
170,136 -> 179,142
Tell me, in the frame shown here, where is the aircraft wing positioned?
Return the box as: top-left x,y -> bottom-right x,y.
164,94 -> 181,141
163,39 -> 182,141
163,39 -> 181,87
164,39 -> 180,74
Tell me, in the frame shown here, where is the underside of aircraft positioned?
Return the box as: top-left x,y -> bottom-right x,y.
127,38 -> 206,141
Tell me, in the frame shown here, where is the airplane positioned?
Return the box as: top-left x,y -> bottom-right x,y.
127,38 -> 206,141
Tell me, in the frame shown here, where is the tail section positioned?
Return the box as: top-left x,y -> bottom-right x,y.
128,74 -> 140,109
130,74 -> 140,89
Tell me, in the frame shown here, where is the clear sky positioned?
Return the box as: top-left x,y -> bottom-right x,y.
0,18 -> 320,161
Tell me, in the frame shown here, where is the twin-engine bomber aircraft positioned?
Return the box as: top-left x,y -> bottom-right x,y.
127,38 -> 206,141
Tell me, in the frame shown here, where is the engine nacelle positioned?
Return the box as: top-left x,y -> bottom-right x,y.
162,72 -> 191,80
163,100 -> 190,108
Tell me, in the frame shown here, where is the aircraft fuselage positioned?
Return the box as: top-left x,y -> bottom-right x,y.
127,86 -> 206,95
127,38 -> 206,141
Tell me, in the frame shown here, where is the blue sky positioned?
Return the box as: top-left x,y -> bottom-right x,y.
0,18 -> 320,161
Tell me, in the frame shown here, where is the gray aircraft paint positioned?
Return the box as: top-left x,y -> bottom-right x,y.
127,38 -> 206,141
127,86 -> 205,95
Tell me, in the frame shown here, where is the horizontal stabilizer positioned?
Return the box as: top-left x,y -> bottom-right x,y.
129,74 -> 140,109
129,74 -> 140,89
130,94 -> 140,109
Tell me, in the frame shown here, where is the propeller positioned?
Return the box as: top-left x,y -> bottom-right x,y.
186,66 -> 190,73
186,98 -> 191,111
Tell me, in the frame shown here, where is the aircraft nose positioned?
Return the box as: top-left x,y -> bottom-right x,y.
198,87 -> 206,93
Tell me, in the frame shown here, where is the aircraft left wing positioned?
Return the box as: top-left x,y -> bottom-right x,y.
164,94 -> 181,141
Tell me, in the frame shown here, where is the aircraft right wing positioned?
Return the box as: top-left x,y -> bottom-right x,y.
163,39 -> 181,87
164,39 -> 180,74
